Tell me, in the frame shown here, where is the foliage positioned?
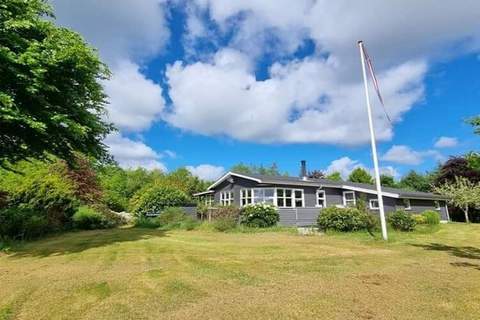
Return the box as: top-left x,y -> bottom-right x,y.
348,168 -> 373,184
466,152 -> 480,171
212,217 -> 238,232
130,185 -> 191,216
398,170 -> 434,192
434,177 -> 480,223
64,155 -> 102,204
412,214 -> 427,225
0,160 -> 79,229
72,206 -> 108,230
434,157 -> 480,186
162,168 -> 210,195
0,0 -> 113,167
307,170 -> 325,179
157,207 -> 189,229
240,203 -> 279,228
380,174 -> 397,188
317,207 -> 372,232
230,162 -> 283,176
422,210 -> 440,225
134,216 -> 161,229
0,207 -> 49,240
468,115 -> 480,135
388,210 -> 416,231
210,205 -> 241,220
325,172 -> 342,181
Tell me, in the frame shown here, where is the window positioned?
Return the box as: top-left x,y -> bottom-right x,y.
434,200 -> 441,211
316,190 -> 326,208
369,198 -> 379,210
253,188 -> 275,205
220,191 -> 234,206
403,199 -> 411,210
240,189 -> 253,206
204,195 -> 214,207
343,191 -> 356,207
276,188 -> 304,208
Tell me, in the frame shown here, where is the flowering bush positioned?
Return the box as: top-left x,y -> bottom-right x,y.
240,203 -> 279,228
317,207 -> 371,232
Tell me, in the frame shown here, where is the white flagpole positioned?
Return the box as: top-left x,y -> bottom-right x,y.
358,40 -> 388,240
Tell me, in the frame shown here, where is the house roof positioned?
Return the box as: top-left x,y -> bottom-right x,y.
207,171 -> 446,200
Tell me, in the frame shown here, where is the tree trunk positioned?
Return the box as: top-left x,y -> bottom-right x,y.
464,205 -> 470,223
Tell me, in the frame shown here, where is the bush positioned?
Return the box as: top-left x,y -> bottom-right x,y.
210,205 -> 241,220
0,207 -> 50,240
412,214 -> 427,224
317,207 -> 370,232
422,210 -> 440,225
389,210 -> 416,231
240,204 -> 279,228
72,206 -> 121,230
212,217 -> 238,232
130,185 -> 191,216
134,216 -> 161,229
158,207 -> 188,229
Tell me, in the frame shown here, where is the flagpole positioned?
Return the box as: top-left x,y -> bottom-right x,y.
358,40 -> 388,240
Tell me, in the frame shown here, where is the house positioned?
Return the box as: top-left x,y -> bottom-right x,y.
194,161 -> 450,226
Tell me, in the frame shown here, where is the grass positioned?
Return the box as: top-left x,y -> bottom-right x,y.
1,223 -> 480,319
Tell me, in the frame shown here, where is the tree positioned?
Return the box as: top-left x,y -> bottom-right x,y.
307,170 -> 325,179
468,115 -> 480,135
398,170 -> 433,192
434,156 -> 480,185
230,163 -> 281,176
1,0 -> 113,167
380,174 -> 396,188
434,177 -> 480,223
230,163 -> 253,175
465,152 -> 480,171
348,168 -> 373,184
325,172 -> 342,181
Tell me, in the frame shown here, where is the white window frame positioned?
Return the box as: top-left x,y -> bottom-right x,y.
220,191 -> 234,206
434,200 -> 441,211
204,195 -> 214,207
343,191 -> 356,207
369,198 -> 379,210
240,189 -> 253,206
403,199 -> 411,210
276,188 -> 304,208
316,190 -> 326,208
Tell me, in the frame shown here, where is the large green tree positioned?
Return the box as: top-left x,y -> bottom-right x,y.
398,170 -> 433,192
380,174 -> 397,188
348,168 -> 373,184
0,0 -> 113,167
230,163 -> 282,176
325,172 -> 342,181
468,115 -> 480,135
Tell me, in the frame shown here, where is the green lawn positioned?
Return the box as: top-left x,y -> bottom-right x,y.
1,224 -> 480,319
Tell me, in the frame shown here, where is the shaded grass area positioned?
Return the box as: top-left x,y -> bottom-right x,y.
1,224 -> 480,319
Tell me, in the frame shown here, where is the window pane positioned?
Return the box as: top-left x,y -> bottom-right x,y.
253,189 -> 262,197
318,199 -> 324,207
295,190 -> 302,198
345,192 -> 354,200
295,199 -> 303,207
277,189 -> 284,197
285,198 -> 292,207
278,198 -> 284,207
264,189 -> 274,197
285,189 -> 292,197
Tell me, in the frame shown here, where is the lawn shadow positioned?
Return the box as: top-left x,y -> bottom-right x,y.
412,242 -> 480,270
6,227 -> 167,259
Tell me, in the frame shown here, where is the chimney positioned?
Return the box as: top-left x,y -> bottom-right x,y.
300,160 -> 307,180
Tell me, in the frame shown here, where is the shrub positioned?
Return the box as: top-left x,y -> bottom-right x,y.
130,185 -> 190,216
240,204 -> 279,228
134,216 -> 161,229
412,214 -> 427,224
317,207 -> 370,232
422,210 -> 440,225
180,217 -> 198,231
388,210 -> 416,231
0,207 -> 50,240
158,207 -> 188,229
212,217 -> 238,232
72,205 -> 125,230
210,205 -> 241,220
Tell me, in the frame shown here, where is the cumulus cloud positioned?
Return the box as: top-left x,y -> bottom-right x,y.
104,133 -> 167,171
186,164 -> 225,181
434,136 -> 458,148
165,49 -> 426,145
381,145 -> 444,165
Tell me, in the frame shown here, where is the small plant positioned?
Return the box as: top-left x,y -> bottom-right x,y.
388,210 -> 416,231
240,203 -> 279,228
211,205 -> 241,220
412,214 -> 427,225
422,210 -> 440,225
72,206 -> 120,230
158,207 -> 188,228
212,217 -> 238,232
317,207 -> 370,232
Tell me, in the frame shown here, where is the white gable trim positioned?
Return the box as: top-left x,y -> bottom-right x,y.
207,172 -> 262,190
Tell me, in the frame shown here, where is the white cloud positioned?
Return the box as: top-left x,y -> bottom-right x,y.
102,61 -> 165,132
165,49 -> 426,145
381,145 -> 444,165
186,164 -> 225,181
104,133 -> 167,171
434,136 -> 458,148
162,150 -> 177,159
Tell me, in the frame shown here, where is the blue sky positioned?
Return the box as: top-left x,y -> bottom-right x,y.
51,1 -> 479,180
